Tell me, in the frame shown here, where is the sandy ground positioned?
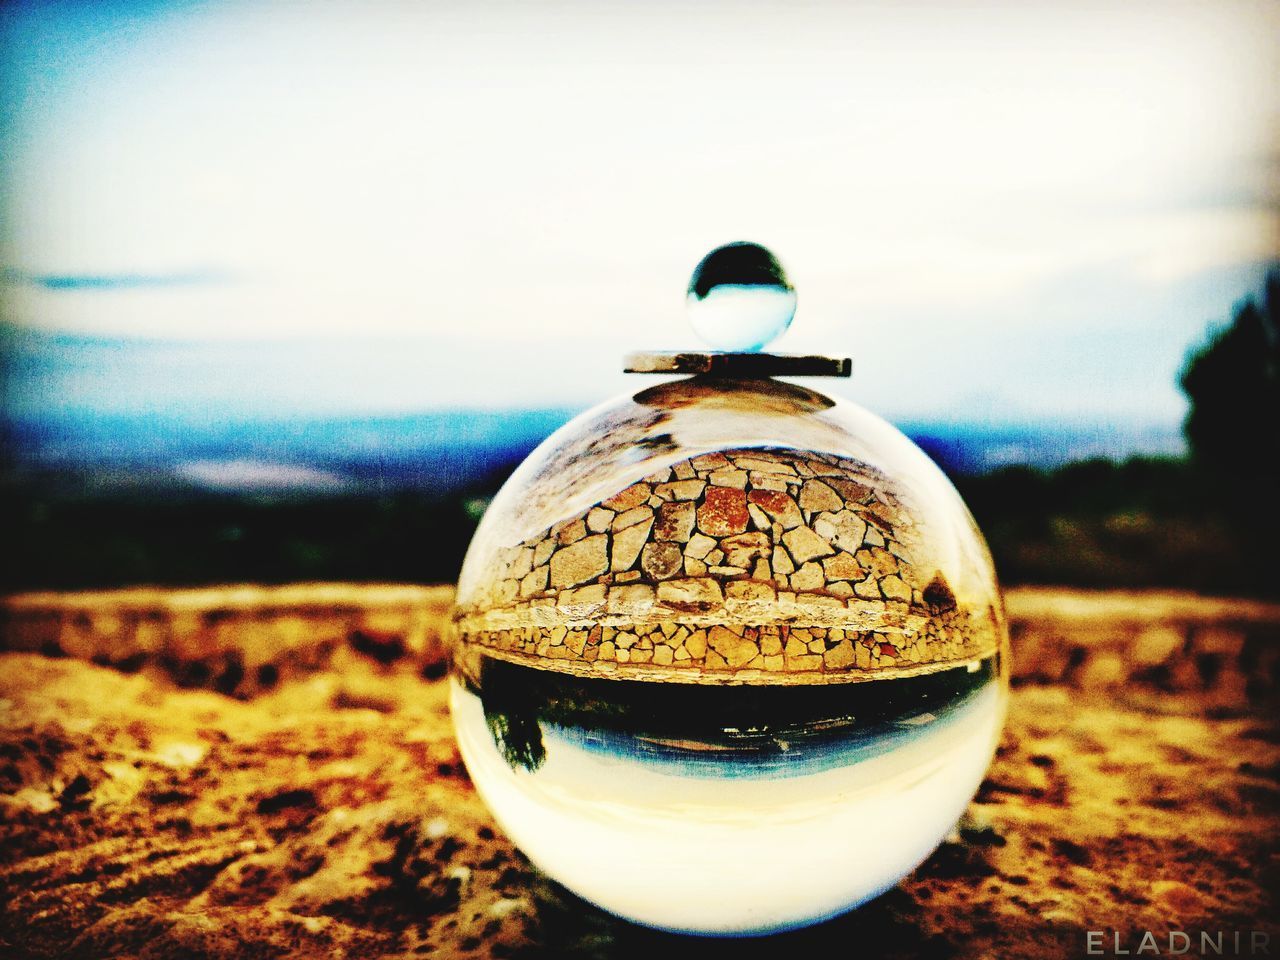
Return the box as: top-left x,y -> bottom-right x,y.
0,586 -> 1277,959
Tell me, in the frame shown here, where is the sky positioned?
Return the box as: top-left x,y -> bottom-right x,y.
1,0 -> 1277,424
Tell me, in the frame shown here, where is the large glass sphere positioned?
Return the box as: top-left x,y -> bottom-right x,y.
450,375 -> 1010,936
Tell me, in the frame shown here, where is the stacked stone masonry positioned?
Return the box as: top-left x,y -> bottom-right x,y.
455,448 -> 1002,683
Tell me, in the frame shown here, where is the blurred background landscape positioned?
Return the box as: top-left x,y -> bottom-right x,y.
3,272 -> 1277,598
1,6 -> 1278,957
1,0 -> 1277,598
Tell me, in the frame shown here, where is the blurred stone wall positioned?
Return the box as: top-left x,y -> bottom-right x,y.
1005,588 -> 1280,710
0,584 -> 454,698
1,584 -> 1276,708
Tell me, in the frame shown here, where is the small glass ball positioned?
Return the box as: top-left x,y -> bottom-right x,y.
686,241 -> 797,352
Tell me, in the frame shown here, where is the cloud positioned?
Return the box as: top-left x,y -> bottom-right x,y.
0,267 -> 229,291
1,0 -> 1275,431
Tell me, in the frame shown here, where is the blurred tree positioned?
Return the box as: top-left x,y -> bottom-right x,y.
1180,269 -> 1280,485
1177,268 -> 1279,597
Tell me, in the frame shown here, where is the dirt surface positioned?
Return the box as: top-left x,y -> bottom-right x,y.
1,586 -> 1277,959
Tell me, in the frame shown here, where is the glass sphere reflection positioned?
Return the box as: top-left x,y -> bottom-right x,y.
452,654 -> 1002,935
686,242 -> 796,352
451,377 -> 1009,935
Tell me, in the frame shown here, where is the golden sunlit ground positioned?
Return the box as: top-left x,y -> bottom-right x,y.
0,586 -> 1277,959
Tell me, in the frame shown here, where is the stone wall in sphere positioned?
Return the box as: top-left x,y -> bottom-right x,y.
454,447 -> 1002,683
